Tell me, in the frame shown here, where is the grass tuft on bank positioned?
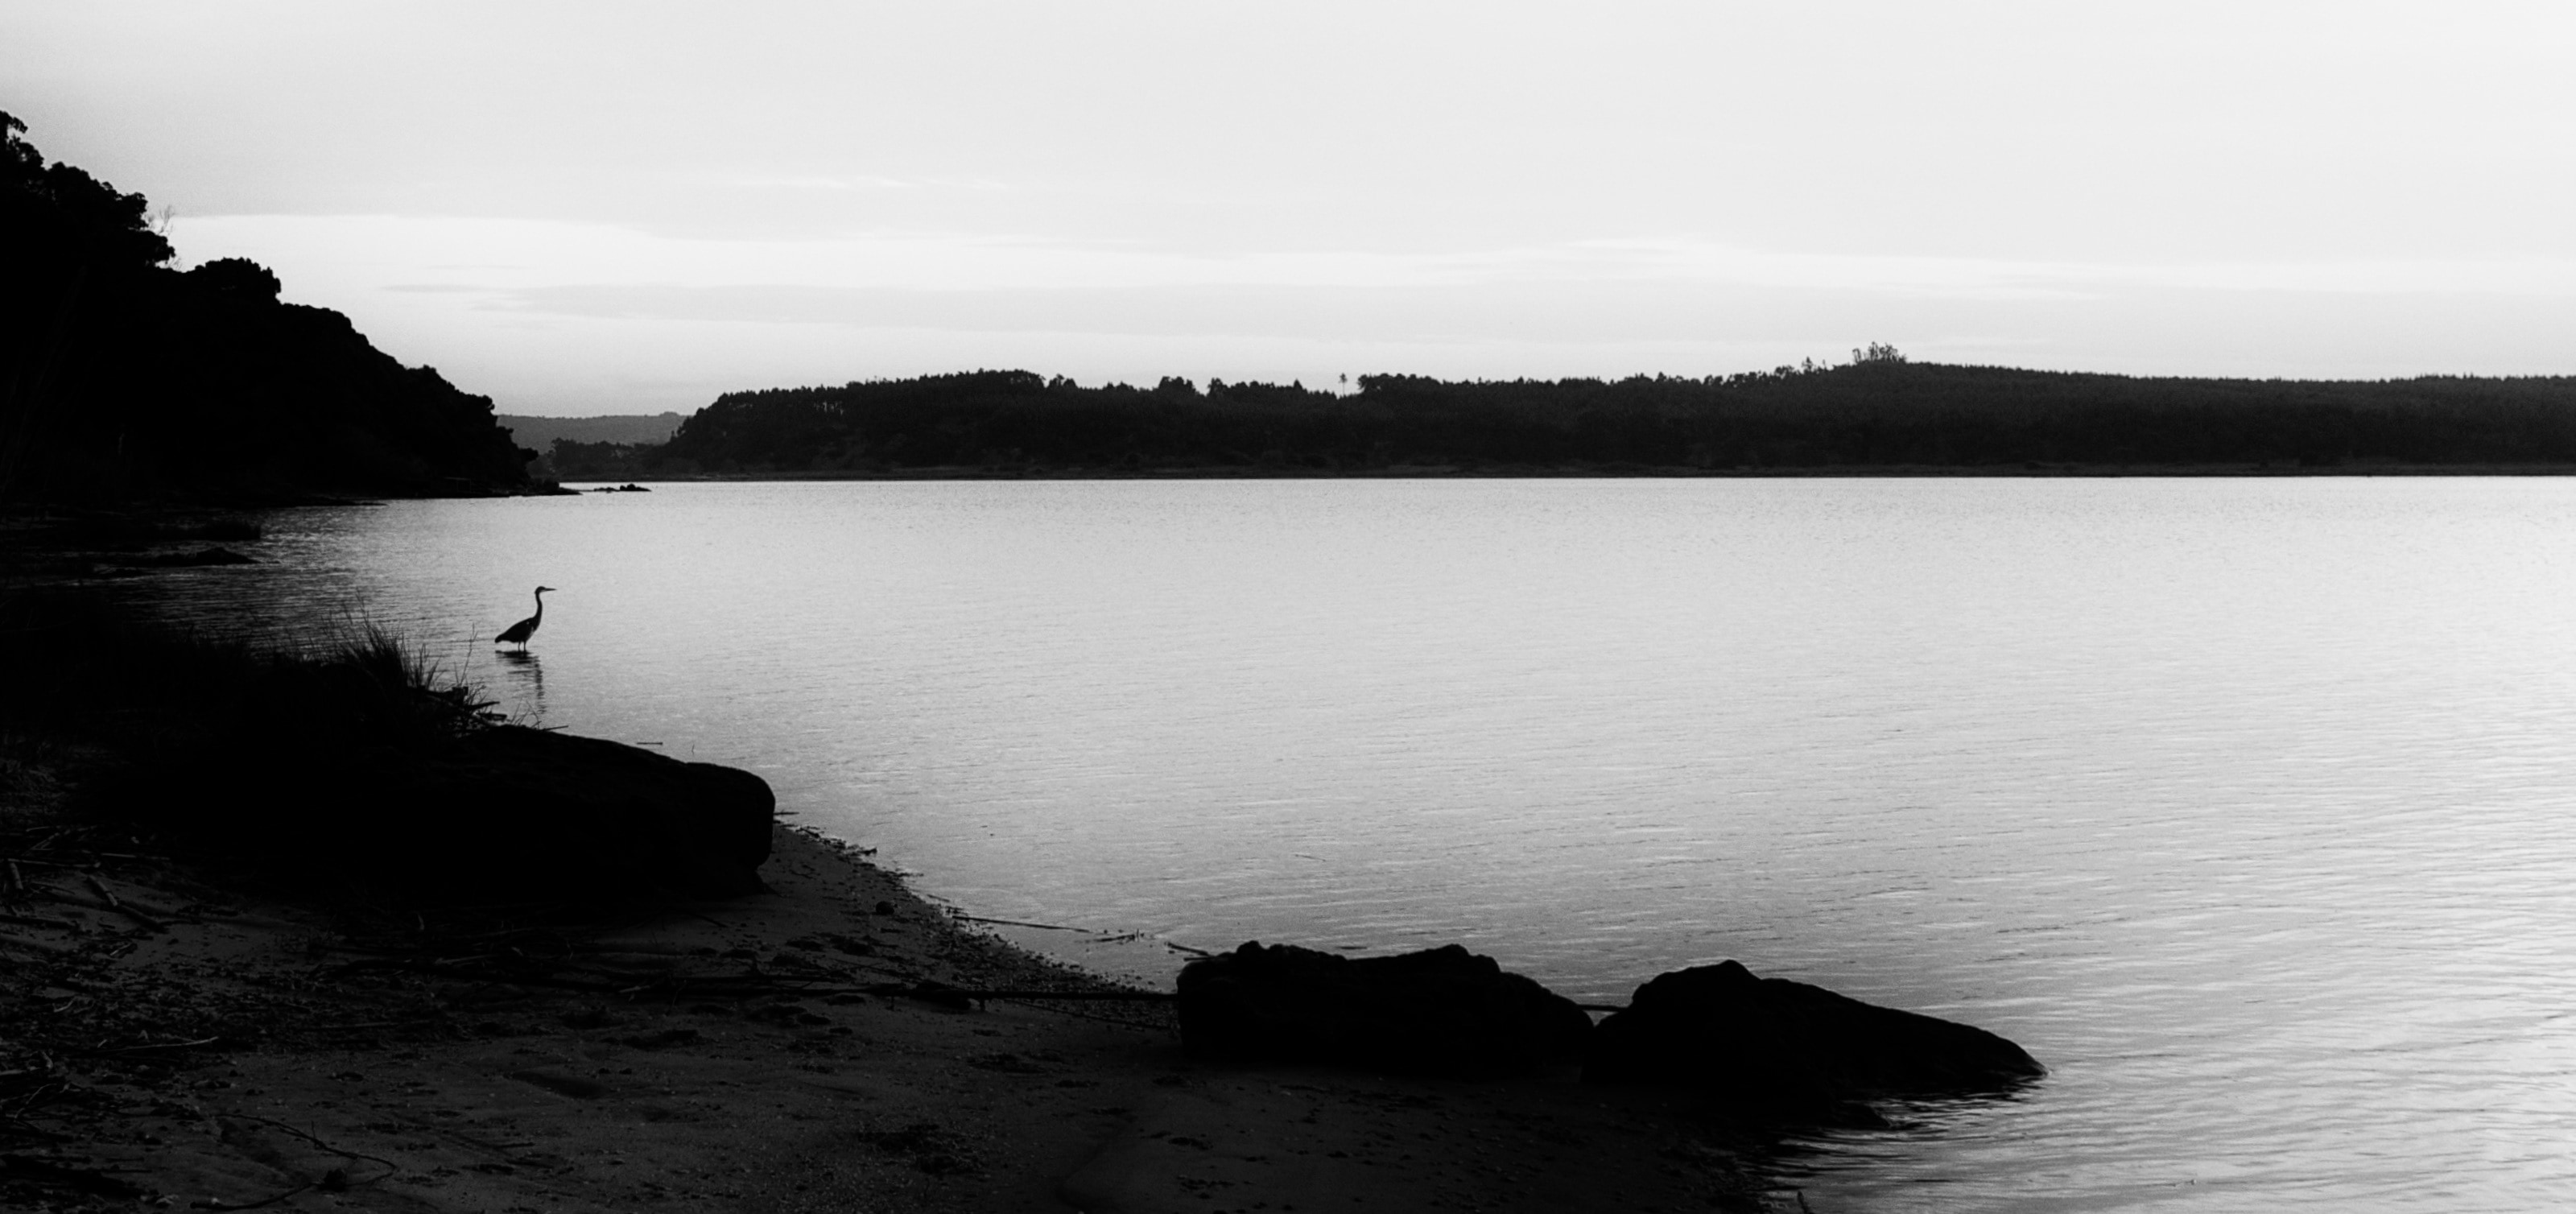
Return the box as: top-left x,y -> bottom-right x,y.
3,587 -> 775,902
0,588 -> 510,891
0,587 -> 495,764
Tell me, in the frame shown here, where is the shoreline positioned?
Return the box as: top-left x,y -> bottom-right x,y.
573,460 -> 2576,482
1,762 -> 1786,1212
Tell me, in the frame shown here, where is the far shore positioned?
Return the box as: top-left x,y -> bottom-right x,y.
569,460 -> 2576,483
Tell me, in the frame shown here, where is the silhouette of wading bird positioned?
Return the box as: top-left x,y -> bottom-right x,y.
495,585 -> 555,650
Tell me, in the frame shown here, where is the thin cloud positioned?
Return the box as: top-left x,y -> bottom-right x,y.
716,173 -> 927,192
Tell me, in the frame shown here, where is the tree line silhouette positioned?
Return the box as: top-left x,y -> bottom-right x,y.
626,361 -> 2576,477
16,105 -> 2576,493
2,111 -> 533,503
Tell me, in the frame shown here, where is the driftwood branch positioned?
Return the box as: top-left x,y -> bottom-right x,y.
190,1113 -> 402,1209
218,1112 -> 402,1178
84,875 -> 164,930
0,910 -> 82,930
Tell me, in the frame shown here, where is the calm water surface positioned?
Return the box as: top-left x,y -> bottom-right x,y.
139,479 -> 2576,1212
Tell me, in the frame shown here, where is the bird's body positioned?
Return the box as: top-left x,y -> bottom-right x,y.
495,585 -> 554,648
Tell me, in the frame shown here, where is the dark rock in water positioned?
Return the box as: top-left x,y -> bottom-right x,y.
1177,941 -> 1591,1076
1586,960 -> 2041,1108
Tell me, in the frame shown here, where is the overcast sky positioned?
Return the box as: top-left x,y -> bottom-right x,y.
9,2 -> 2574,415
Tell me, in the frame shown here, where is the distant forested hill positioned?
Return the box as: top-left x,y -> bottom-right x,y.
639,363 -> 2576,477
498,413 -> 685,449
502,413 -> 687,483
1,111 -> 534,504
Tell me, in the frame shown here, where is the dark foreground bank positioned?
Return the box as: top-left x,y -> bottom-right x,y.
0,597 -> 1788,1211
1,799 -> 1813,1213
0,759 -> 1790,1212
0,598 -> 2037,1211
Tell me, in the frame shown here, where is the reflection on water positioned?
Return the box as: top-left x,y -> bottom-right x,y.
125,479 -> 2576,1212
493,649 -> 547,725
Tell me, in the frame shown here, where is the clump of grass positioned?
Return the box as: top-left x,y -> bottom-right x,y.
272,618 -> 502,755
6,588 -> 775,904
0,587 -> 495,763
1,588 -> 512,888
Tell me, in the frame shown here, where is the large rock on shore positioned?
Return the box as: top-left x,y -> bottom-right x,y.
1585,960 -> 2041,1107
1176,941 -> 1592,1076
126,715 -> 774,899
386,725 -> 775,897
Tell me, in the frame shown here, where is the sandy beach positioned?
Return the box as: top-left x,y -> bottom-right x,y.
2,765 -> 1781,1214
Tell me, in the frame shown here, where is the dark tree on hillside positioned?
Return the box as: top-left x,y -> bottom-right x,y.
2,110 -> 533,503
